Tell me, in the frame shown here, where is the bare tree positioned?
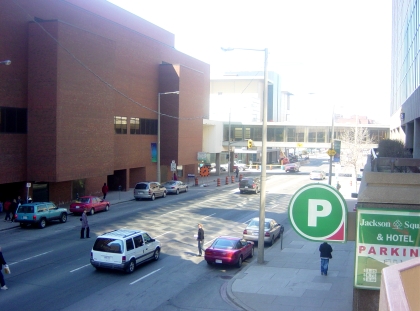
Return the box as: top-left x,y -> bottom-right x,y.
338,127 -> 374,191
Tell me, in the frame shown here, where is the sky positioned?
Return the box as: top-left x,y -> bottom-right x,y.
107,0 -> 392,124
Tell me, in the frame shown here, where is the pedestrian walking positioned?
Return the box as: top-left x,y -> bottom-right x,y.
80,209 -> 90,239
196,223 -> 205,256
319,242 -> 333,276
3,200 -> 11,221
0,246 -> 9,290
9,199 -> 17,222
235,167 -> 239,179
102,183 -> 108,200
336,181 -> 341,192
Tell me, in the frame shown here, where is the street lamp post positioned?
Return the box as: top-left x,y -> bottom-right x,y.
221,47 -> 268,264
0,60 -> 11,65
157,91 -> 179,183
328,105 -> 335,185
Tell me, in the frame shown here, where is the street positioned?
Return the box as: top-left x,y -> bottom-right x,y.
0,156 -> 355,311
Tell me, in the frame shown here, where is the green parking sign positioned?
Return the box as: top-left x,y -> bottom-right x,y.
288,183 -> 347,242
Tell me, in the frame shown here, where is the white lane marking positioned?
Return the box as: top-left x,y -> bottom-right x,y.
130,268 -> 162,285
70,264 -> 91,272
154,231 -> 172,238
8,251 -> 53,266
202,213 -> 215,220
161,210 -> 178,217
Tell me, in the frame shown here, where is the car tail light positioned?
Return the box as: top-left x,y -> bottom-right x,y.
148,189 -> 152,195
33,215 -> 37,220
122,256 -> 126,263
251,184 -> 256,189
265,231 -> 270,237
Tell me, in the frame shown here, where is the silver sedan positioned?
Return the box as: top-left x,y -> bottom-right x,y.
242,217 -> 282,246
162,181 -> 188,195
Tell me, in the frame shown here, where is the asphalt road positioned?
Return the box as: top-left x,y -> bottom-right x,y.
0,156 -> 350,311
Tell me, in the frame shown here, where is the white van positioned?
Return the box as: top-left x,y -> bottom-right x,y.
90,229 -> 161,273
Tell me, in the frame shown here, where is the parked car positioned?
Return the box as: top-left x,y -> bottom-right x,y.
285,163 -> 300,173
70,196 -> 110,215
204,236 -> 254,267
15,202 -> 68,229
310,170 -> 326,180
239,177 -> 260,194
242,217 -> 282,246
90,229 -> 161,273
162,180 -> 188,195
134,182 -> 167,201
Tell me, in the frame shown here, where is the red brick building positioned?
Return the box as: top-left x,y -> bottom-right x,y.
0,0 -> 209,203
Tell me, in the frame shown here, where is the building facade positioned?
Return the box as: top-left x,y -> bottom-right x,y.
391,0 -> 420,157
0,0 -> 209,203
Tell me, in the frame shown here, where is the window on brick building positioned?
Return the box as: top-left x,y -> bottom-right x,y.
140,118 -> 157,135
0,107 -> 27,133
130,118 -> 140,134
114,116 -> 127,134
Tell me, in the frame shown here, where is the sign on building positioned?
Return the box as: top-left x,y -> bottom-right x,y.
288,184 -> 347,242
354,208 -> 420,289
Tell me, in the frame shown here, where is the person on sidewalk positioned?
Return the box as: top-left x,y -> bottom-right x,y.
80,209 -> 90,239
196,224 -> 205,256
336,181 -> 341,192
9,199 -> 17,222
102,183 -> 109,200
3,200 -> 11,221
235,167 -> 239,179
319,241 -> 333,275
0,246 -> 8,290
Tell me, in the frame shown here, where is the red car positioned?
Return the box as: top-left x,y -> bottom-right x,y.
204,236 -> 254,267
70,196 -> 110,215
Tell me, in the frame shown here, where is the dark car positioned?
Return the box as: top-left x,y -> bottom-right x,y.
70,196 -> 110,215
239,177 -> 260,194
204,236 -> 254,267
162,180 -> 188,195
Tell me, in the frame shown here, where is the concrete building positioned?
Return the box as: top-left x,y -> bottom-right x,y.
0,0 -> 209,203
391,0 -> 420,158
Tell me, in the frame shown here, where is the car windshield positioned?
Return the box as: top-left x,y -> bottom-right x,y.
163,182 -> 176,186
135,183 -> 148,190
80,197 -> 90,203
248,220 -> 270,229
213,239 -> 237,249
18,205 -> 34,213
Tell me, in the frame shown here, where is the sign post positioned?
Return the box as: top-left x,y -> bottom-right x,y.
288,183 -> 347,242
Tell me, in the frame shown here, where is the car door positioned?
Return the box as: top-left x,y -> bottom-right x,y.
92,197 -> 104,211
272,220 -> 281,238
133,234 -> 148,264
142,232 -> 157,259
46,203 -> 60,220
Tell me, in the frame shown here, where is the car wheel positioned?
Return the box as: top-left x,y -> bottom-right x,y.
153,248 -> 160,261
185,187 -> 188,192
135,198 -> 140,201
236,255 -> 243,268
151,194 -> 155,201
59,213 -> 67,223
270,236 -> 275,246
176,189 -> 179,195
249,247 -> 254,258
105,204 -> 109,211
162,191 -> 167,198
89,208 -> 95,216
206,261 -> 212,265
240,190 -> 243,194
126,259 -> 136,274
38,218 -> 47,229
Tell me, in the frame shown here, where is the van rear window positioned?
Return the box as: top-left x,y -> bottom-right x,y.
18,205 -> 34,213
135,183 -> 148,190
93,238 -> 123,254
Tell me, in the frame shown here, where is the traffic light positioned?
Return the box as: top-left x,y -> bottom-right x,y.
247,139 -> 253,149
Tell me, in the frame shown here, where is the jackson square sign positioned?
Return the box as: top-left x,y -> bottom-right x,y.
355,208 -> 420,289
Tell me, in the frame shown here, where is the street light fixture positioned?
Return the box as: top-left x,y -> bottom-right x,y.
0,60 -> 11,65
157,91 -> 179,183
221,47 -> 268,264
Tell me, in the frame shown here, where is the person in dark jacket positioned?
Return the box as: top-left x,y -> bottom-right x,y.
319,242 -> 333,275
196,224 -> 205,256
9,199 -> 17,222
102,183 -> 109,200
80,209 -> 90,239
0,246 -> 8,290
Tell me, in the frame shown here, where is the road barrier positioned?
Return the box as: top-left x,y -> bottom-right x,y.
225,176 -> 229,185
217,178 -> 220,187
195,177 -> 198,186
231,176 -> 235,183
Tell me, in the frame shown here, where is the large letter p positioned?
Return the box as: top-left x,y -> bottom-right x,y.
308,199 -> 332,227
